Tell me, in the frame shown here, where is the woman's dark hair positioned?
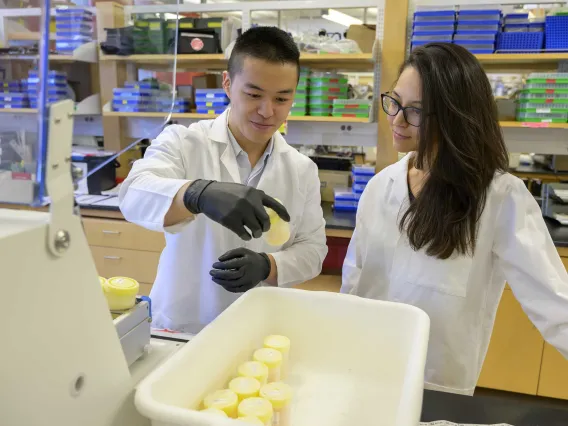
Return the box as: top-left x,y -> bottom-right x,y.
398,43 -> 509,259
228,26 -> 300,81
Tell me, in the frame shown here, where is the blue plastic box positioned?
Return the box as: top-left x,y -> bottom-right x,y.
413,21 -> 455,32
113,88 -> 157,98
196,99 -> 230,107
352,183 -> 367,194
458,9 -> 501,22
195,89 -> 227,98
496,32 -> 544,53
545,15 -> 568,51
413,10 -> 455,22
125,81 -> 160,90
196,107 -> 227,114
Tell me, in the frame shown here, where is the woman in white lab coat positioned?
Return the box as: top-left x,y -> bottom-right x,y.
342,43 -> 568,395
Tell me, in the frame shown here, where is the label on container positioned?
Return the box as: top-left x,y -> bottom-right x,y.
191,38 -> 204,51
149,22 -> 161,30
546,79 -> 556,84
536,108 -> 551,113
521,122 -> 550,128
180,23 -> 193,28
208,22 -> 222,28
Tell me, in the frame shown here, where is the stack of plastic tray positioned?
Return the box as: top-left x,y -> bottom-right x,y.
26,70 -> 68,108
545,15 -> 568,52
411,10 -> 455,51
0,81 -> 21,93
112,81 -> 161,113
333,188 -> 360,212
290,67 -> 309,117
496,31 -> 543,53
0,92 -> 28,109
134,18 -> 168,54
351,165 -> 375,195
155,97 -> 191,113
454,9 -> 501,53
55,8 -> 94,54
195,89 -> 229,115
309,72 -> 348,116
503,13 -> 529,32
517,73 -> 568,123
332,99 -> 371,118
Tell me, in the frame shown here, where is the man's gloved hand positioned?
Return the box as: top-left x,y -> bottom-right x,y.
210,247 -> 271,293
183,180 -> 290,241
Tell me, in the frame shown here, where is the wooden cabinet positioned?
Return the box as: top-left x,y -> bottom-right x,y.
538,343 -> 568,400
90,246 -> 161,284
477,287 -> 545,395
83,217 -> 165,252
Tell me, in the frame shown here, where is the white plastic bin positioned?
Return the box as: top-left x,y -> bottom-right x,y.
135,287 -> 430,426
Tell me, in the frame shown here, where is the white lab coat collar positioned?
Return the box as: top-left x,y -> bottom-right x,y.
387,153 -> 412,205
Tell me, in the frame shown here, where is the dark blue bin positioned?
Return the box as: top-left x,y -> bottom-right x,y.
545,15 -> 568,52
496,31 -> 544,53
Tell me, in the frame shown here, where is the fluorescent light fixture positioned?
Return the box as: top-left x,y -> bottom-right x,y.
322,9 -> 363,27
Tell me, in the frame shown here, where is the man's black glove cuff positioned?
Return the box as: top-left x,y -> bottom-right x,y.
183,179 -> 214,214
259,253 -> 272,281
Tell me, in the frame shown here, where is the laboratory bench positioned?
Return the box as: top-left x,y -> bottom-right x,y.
2,199 -> 568,402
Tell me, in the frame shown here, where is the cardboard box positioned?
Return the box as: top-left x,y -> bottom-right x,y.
346,24 -> 376,54
319,169 -> 350,202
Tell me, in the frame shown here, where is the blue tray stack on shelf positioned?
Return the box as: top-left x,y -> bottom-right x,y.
454,9 -> 501,54
55,7 -> 94,55
0,80 -> 27,109
411,9 -> 456,51
517,73 -> 568,124
195,89 -> 230,115
545,14 -> 568,52
27,70 -> 68,108
112,81 -> 161,113
497,12 -> 544,53
155,96 -> 191,113
290,67 -> 309,117
333,165 -> 375,212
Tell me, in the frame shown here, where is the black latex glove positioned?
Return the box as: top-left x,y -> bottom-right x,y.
183,180 -> 290,241
210,247 -> 271,293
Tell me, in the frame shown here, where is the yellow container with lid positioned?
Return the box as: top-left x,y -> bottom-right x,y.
229,376 -> 261,401
199,407 -> 228,417
238,416 -> 265,425
253,348 -> 282,383
238,361 -> 269,386
264,198 -> 290,246
102,276 -> 139,311
260,382 -> 293,426
263,335 -> 290,379
203,389 -> 238,418
238,397 -> 273,426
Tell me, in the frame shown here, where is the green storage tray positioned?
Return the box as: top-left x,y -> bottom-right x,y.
517,105 -> 568,113
309,77 -> 348,84
332,112 -> 370,118
289,111 -> 308,116
309,111 -> 332,117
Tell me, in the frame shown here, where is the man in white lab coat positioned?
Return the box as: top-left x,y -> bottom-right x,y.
119,27 -> 328,333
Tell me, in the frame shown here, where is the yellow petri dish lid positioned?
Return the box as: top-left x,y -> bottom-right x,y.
238,397 -> 273,423
199,407 -> 228,417
238,416 -> 265,425
105,276 -> 139,296
238,361 -> 269,381
260,382 -> 293,410
229,377 -> 261,399
264,335 -> 290,353
203,389 -> 238,412
253,348 -> 282,369
265,197 -> 283,222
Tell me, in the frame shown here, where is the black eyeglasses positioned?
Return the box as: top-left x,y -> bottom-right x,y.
381,93 -> 424,127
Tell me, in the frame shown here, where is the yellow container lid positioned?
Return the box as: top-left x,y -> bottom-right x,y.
238,397 -> 273,424
203,389 -> 238,417
238,416 -> 265,425
260,382 -> 293,410
229,377 -> 261,400
238,361 -> 269,383
104,277 -> 139,296
199,407 -> 228,417
99,276 -> 107,287
264,335 -> 290,354
253,348 -> 282,369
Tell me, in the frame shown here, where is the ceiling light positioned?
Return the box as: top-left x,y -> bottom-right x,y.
322,9 -> 363,27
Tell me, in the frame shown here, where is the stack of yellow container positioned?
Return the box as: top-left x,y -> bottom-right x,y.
200,335 -> 293,426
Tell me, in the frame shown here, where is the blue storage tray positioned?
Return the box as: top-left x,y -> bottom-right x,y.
56,14 -> 93,21
0,93 -> 27,101
352,165 -> 375,176
411,29 -> 454,36
413,21 -> 455,32
458,10 -> 501,22
124,81 -> 160,90
0,81 -> 21,89
454,32 -> 495,41
352,174 -> 373,184
352,183 -> 367,194
113,99 -> 152,107
195,89 -> 227,98
334,201 -> 358,212
504,24 -> 529,32
413,10 -> 455,22
545,16 -> 568,51
56,41 -> 89,50
196,100 -> 230,107
56,22 -> 92,31
27,88 -> 67,96
412,34 -> 453,42
28,70 -> 66,80
457,22 -> 500,32
56,33 -> 93,41
26,80 -> 67,89
55,7 -> 94,15
334,189 -> 360,202
496,31 -> 544,53
1,103 -> 29,109
112,105 -> 153,113
113,87 -> 157,97
196,107 -> 227,114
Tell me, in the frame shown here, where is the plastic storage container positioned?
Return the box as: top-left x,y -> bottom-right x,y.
195,88 -> 228,99
526,73 -> 568,84
516,111 -> 568,123
519,89 -> 568,100
196,108 -> 227,115
454,32 -> 495,41
102,276 -> 139,311
504,13 -> 529,24
496,32 -> 544,53
457,9 -> 501,22
135,287 -> 430,426
411,33 -> 453,42
453,40 -> 494,54
413,10 -> 455,22
545,15 -> 568,51
413,22 -> 455,32
517,103 -> 568,113
456,22 -> 500,32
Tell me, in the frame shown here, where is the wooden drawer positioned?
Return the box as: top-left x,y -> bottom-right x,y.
139,282 -> 153,297
538,343 -> 568,400
83,217 -> 165,252
91,246 -> 160,284
477,289 -> 544,395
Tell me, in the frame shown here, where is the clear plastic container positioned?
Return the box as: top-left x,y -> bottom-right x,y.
310,89 -> 348,97
260,382 -> 292,426
229,377 -> 261,402
516,111 -> 568,122
238,398 -> 273,426
238,361 -> 269,386
203,389 -> 238,418
517,103 -> 568,113
253,348 -> 282,383
263,335 -> 290,379
102,276 -> 139,311
309,81 -> 348,90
